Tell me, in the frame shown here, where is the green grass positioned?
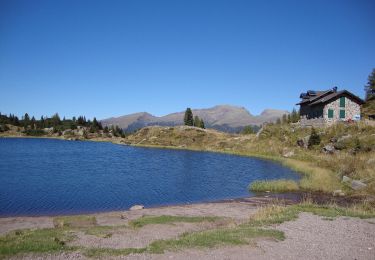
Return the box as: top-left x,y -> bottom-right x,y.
147,227 -> 284,254
0,228 -> 76,259
249,179 -> 299,192
2,202 -> 375,258
53,215 -> 97,228
129,215 -> 219,228
84,247 -> 147,258
83,225 -> 128,238
294,201 -> 375,219
246,201 -> 375,229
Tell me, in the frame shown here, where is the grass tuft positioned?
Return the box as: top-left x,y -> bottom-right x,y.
249,179 -> 299,193
129,215 -> 219,228
147,227 -> 284,253
0,228 -> 76,258
53,215 -> 97,228
84,247 -> 147,258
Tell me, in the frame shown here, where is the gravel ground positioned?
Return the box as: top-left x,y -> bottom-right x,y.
116,213 -> 375,260
0,200 -> 262,236
3,201 -> 375,260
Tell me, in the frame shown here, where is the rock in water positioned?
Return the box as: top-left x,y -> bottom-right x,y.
130,205 -> 144,210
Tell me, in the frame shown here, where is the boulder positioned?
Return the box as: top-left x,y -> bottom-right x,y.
282,150 -> 295,158
62,129 -> 72,136
366,158 -> 375,166
297,135 -> 310,149
337,134 -> 352,143
342,176 -> 352,183
330,137 -> 338,143
332,190 -> 345,197
351,180 -> 367,190
43,127 -> 54,133
130,205 -> 144,211
322,144 -> 336,154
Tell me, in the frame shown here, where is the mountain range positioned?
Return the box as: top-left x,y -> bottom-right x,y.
101,105 -> 289,133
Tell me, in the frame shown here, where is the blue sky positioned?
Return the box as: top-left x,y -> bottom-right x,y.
0,0 -> 374,119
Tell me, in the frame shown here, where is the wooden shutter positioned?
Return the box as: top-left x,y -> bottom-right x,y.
340,97 -> 345,107
328,109 -> 334,118
340,109 -> 345,119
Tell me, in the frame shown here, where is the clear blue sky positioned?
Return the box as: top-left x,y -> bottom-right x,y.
1,0 -> 374,119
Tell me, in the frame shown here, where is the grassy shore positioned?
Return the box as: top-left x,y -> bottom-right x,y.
1,200 -> 375,259
127,123 -> 375,196
2,122 -> 375,196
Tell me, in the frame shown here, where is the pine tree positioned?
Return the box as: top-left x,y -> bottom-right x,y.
193,116 -> 200,127
241,125 -> 254,135
52,113 -> 61,127
23,113 -> 30,128
184,108 -> 194,126
200,119 -> 205,129
365,68 -> 375,100
308,128 -> 321,148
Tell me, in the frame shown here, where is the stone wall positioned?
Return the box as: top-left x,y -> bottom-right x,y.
300,117 -> 325,127
323,96 -> 361,124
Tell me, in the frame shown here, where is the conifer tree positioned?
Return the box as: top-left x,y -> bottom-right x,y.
184,108 -> 194,126
193,116 -> 200,127
200,119 -> 205,129
308,127 -> 321,148
365,68 -> 375,100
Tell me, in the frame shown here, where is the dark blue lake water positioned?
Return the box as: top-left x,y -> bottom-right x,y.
0,138 -> 300,217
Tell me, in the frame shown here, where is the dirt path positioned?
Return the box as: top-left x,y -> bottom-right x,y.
2,199 -> 375,259
2,196 -> 292,236
124,213 -> 374,260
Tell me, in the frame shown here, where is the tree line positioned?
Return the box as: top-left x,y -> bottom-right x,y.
0,112 -> 125,137
275,108 -> 300,125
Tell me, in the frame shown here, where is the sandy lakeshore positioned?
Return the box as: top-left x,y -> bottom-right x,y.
1,196 -> 375,260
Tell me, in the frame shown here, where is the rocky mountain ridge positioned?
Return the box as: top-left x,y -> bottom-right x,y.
101,105 -> 289,133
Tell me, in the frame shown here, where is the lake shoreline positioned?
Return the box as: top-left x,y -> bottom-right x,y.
0,133 -> 341,195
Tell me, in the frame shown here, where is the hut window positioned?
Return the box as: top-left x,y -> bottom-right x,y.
328,109 -> 334,118
340,109 -> 345,119
340,97 -> 345,107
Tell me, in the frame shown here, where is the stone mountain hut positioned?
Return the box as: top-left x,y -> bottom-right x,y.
297,87 -> 364,126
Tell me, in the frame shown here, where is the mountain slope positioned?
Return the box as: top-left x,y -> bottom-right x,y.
101,105 -> 288,133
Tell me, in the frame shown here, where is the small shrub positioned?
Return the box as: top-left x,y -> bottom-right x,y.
23,129 -> 45,136
308,128 -> 321,148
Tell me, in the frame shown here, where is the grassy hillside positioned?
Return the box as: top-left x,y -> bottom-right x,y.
126,123 -> 375,195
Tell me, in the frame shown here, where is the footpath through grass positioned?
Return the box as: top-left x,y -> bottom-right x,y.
2,201 -> 375,259
129,215 -> 219,228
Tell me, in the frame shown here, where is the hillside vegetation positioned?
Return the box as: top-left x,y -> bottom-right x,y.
2,113 -> 375,196
125,123 -> 375,196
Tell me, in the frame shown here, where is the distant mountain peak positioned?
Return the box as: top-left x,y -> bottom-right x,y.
101,105 -> 288,133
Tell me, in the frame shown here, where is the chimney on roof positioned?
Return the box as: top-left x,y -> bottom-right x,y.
333,86 -> 338,92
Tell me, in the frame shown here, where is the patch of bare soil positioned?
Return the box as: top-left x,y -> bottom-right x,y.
3,199 -> 375,260
117,213 -> 375,260
0,216 -> 53,235
70,221 -> 222,249
0,201 -> 260,236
